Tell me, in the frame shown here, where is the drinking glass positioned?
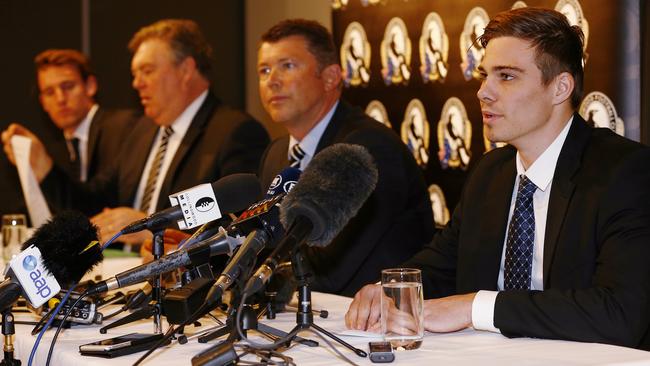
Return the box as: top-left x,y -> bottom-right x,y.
380,268 -> 424,350
2,214 -> 27,263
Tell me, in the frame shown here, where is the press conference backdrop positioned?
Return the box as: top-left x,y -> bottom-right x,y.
332,0 -> 643,224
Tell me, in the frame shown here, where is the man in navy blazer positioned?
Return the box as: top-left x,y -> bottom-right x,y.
346,7 -> 650,349
257,19 -> 435,296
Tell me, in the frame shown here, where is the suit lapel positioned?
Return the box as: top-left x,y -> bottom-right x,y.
315,102 -> 347,154
477,148 -> 517,288
542,114 -> 590,286
86,107 -> 103,177
156,92 -> 217,209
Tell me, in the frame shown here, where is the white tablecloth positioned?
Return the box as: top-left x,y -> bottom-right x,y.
10,258 -> 650,365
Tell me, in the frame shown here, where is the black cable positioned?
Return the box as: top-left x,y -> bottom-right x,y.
132,302 -> 211,366
45,290 -> 89,366
31,306 -> 59,335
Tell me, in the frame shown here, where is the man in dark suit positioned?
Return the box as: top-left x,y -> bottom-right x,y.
4,20 -> 270,246
346,7 -> 650,349
1,49 -> 136,213
257,19 -> 435,296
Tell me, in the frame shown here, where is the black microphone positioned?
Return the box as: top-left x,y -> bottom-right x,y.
0,211 -> 103,311
121,173 -> 260,234
244,143 -> 378,295
200,167 -> 302,306
87,168 -> 302,295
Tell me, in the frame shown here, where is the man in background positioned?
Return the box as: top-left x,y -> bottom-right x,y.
3,19 -> 270,246
2,49 -> 136,212
256,19 -> 435,296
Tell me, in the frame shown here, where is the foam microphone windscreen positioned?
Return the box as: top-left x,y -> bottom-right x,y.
279,143 -> 378,247
21,211 -> 103,287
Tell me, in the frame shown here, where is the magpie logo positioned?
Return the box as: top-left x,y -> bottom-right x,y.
460,7 -> 489,81
195,197 -> 216,213
437,97 -> 472,170
579,91 -> 625,136
419,12 -> 449,83
23,255 -> 38,271
400,98 -> 430,168
428,184 -> 450,227
366,100 -> 392,128
341,22 -> 371,87
380,17 -> 412,85
555,0 -> 589,65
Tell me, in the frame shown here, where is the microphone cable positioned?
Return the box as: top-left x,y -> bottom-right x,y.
28,230 -> 122,366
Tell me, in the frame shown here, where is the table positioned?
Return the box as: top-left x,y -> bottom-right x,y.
9,258 -> 650,365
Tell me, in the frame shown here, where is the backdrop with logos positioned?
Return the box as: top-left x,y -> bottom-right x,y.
332,0 -> 641,226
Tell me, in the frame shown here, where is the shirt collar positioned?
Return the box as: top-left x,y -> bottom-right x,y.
288,100 -> 339,162
516,115 -> 574,192
166,89 -> 208,137
71,104 -> 98,142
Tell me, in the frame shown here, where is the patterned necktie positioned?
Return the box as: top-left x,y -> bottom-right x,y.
504,175 -> 537,290
289,144 -> 305,168
141,127 -> 173,213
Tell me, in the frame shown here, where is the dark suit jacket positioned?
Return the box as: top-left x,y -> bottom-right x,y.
259,101 -> 435,296
405,114 -> 650,349
43,92 -> 270,216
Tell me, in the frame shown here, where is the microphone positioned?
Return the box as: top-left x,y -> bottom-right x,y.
201,167 -> 302,307
121,173 -> 260,234
0,211 -> 103,311
244,143 -> 378,295
87,168 -> 302,295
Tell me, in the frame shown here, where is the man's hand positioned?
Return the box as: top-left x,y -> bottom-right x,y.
423,293 -> 476,333
1,123 -> 53,182
140,229 -> 190,263
92,207 -> 149,245
345,283 -> 383,332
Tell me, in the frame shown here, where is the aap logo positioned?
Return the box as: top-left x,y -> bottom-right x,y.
23,255 -> 38,271
195,197 -> 216,213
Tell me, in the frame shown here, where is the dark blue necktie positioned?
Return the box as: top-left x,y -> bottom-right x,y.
504,175 -> 537,290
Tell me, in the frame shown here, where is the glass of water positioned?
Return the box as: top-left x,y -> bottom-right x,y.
381,268 -> 424,350
2,214 -> 27,263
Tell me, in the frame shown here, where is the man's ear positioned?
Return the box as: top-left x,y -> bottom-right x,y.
85,75 -> 98,98
179,57 -> 198,84
552,72 -> 574,106
321,64 -> 342,92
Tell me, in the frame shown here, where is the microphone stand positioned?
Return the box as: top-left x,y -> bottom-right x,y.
100,229 -> 165,334
1,308 -> 20,366
283,247 -> 367,358
196,275 -> 316,347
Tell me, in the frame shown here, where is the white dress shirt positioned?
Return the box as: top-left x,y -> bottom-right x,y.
133,90 -> 207,214
472,116 -> 574,332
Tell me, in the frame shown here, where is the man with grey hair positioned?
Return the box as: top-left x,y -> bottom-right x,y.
6,19 -> 269,246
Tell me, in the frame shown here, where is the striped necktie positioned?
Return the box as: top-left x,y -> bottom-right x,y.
140,127 -> 173,213
289,143 -> 305,168
504,175 -> 537,290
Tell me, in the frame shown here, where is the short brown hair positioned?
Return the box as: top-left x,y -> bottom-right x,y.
128,19 -> 213,80
260,19 -> 337,70
34,49 -> 94,82
479,7 -> 585,108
